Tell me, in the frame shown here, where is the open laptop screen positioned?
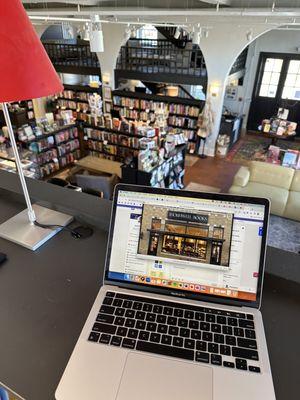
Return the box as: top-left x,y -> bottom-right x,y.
106,187 -> 268,306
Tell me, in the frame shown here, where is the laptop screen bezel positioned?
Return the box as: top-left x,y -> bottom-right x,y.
104,184 -> 270,309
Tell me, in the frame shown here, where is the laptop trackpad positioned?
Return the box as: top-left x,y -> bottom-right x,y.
116,352 -> 213,400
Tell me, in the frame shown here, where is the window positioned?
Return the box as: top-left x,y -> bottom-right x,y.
165,222 -> 186,234
259,58 -> 283,98
282,60 -> 300,100
186,225 -> 209,237
213,227 -> 224,239
151,218 -> 161,230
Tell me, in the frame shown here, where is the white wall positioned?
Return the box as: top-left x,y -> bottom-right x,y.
96,23 -> 126,88
197,24 -> 271,155
242,29 -> 300,130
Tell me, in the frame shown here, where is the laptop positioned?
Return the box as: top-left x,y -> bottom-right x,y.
56,184 -> 276,400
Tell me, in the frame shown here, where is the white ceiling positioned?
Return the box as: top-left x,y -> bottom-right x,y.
22,1 -> 300,9
23,1 -> 300,27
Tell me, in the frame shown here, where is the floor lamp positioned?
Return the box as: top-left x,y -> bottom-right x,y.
0,0 -> 73,251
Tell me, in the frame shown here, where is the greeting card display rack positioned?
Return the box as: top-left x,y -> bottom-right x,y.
83,118 -> 186,189
52,84 -> 103,125
18,124 -> 80,178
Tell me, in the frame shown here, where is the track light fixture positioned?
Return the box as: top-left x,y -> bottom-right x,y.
83,22 -> 90,41
192,25 -> 202,46
124,24 -> 131,41
246,29 -> 253,42
174,26 -> 182,40
202,28 -> 209,39
130,26 -> 137,38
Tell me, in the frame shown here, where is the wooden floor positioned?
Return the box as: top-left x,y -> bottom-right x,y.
184,155 -> 241,193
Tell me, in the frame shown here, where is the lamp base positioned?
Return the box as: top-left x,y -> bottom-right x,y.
0,204 -> 73,251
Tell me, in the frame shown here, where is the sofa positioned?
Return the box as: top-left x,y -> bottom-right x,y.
229,161 -> 300,222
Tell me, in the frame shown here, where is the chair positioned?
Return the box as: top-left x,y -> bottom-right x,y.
74,171 -> 119,200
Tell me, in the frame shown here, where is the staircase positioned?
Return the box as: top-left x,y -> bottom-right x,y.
156,26 -> 190,49
141,81 -> 196,100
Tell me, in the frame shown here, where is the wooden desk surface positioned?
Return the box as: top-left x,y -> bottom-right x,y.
0,191 -> 299,400
76,156 -> 122,178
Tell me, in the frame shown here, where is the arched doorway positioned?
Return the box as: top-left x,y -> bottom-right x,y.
113,24 -> 207,155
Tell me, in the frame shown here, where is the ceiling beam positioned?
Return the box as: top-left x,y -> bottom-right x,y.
25,7 -> 300,18
22,0 -> 99,5
198,0 -> 231,5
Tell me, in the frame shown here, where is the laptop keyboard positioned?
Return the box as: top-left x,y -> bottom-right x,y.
88,291 -> 261,373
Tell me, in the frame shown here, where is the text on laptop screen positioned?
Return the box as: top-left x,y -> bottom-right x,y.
108,190 -> 266,301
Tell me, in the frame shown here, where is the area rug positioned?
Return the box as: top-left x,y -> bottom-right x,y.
226,136 -> 300,165
268,215 -> 300,254
185,182 -> 221,193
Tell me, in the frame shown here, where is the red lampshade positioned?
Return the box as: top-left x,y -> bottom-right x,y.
0,0 -> 63,103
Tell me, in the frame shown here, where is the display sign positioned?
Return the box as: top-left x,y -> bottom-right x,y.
167,211 -> 209,224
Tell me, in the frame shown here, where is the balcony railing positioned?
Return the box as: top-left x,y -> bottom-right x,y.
128,38 -> 179,50
43,40 -> 100,74
116,39 -> 206,78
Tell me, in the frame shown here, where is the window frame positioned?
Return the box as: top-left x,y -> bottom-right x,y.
254,52 -> 300,102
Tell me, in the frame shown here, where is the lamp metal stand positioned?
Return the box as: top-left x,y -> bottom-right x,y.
0,102 -> 73,251
2,102 -> 36,222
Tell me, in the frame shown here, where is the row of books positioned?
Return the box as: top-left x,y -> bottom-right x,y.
84,128 -> 140,149
267,145 -> 300,169
88,117 -> 156,138
114,96 -> 140,108
57,99 -> 90,113
116,107 -> 157,123
35,148 -> 58,165
84,127 -> 157,150
55,127 -> 79,144
39,160 -> 60,178
87,141 -> 139,159
139,111 -> 156,123
59,149 -> 81,168
168,116 -> 198,129
28,136 -> 55,153
57,139 -> 80,157
118,108 -> 140,120
58,90 -> 92,101
113,96 -> 201,118
140,100 -> 168,112
169,104 -> 200,117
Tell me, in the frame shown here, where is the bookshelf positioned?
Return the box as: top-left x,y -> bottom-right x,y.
82,121 -> 186,189
82,123 -> 156,163
19,124 -> 81,178
112,90 -> 204,154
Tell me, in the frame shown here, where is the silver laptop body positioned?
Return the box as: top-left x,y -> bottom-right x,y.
56,184 -> 276,400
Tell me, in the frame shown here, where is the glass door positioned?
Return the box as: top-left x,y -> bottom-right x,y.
248,52 -> 300,136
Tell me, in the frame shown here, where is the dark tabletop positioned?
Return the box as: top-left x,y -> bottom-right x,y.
0,193 -> 299,400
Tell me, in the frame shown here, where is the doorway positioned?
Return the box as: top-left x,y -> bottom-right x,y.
247,52 -> 300,136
